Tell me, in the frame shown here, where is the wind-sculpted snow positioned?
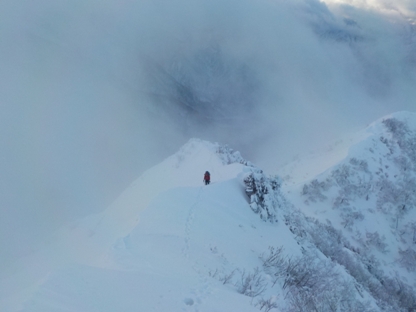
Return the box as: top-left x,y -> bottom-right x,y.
243,168 -> 286,223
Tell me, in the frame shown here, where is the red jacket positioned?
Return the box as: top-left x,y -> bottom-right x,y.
204,172 -> 210,181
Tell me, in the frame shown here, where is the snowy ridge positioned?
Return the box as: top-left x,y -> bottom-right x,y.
1,139 -> 264,311
6,114 -> 416,311
279,112 -> 416,186
16,138 -> 302,311
16,138 -> 372,311
0,139 -> 248,311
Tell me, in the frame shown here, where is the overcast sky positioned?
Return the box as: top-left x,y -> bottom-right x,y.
0,0 -> 415,267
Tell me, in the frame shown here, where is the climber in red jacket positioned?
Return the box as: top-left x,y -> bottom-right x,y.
203,171 -> 210,185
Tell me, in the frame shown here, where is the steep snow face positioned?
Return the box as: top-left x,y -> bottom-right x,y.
285,111 -> 416,311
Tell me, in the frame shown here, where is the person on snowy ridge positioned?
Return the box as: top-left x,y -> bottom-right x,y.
203,171 -> 210,185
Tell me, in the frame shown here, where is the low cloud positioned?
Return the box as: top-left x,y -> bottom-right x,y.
0,0 -> 415,266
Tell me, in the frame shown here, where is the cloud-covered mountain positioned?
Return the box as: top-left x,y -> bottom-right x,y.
3,112 -> 416,311
1,0 -> 416,293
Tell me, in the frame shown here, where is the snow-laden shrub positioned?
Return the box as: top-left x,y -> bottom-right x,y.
365,231 -> 388,253
300,157 -> 374,234
301,179 -> 329,203
210,266 -> 268,299
259,246 -> 286,287
242,168 -> 283,222
290,116 -> 416,310
306,218 -> 416,312
377,177 -> 416,212
236,267 -> 268,298
394,155 -> 413,172
383,117 -> 416,165
341,207 -> 365,230
255,296 -> 279,312
259,245 -> 375,312
216,144 -> 253,166
398,248 -> 416,272
383,118 -> 409,143
302,159 -> 371,205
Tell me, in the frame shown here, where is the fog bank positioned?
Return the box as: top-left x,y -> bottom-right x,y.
0,0 -> 415,267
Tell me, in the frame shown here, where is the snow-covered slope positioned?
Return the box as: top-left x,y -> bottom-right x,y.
284,111 -> 416,311
3,112 -> 416,311
1,139 -> 299,311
